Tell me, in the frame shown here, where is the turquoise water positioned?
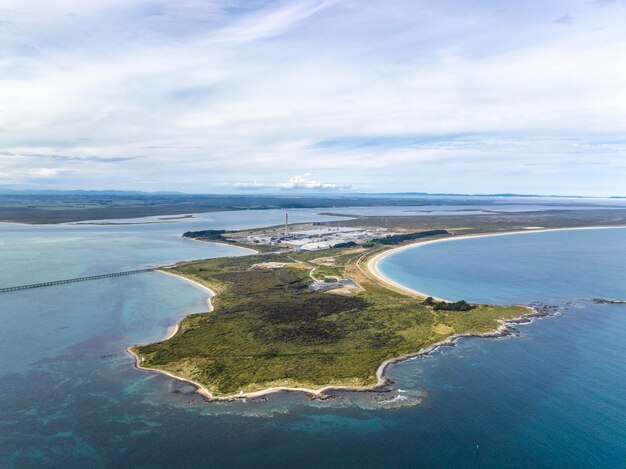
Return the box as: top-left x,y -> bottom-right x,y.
379,228 -> 626,304
1,217 -> 625,467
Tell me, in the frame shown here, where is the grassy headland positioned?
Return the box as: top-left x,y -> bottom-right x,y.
130,238 -> 529,399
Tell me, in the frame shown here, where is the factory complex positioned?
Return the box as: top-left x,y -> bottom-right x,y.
230,214 -> 398,250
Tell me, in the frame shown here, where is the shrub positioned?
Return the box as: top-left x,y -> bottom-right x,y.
333,241 -> 358,249
373,230 -> 448,245
183,229 -> 227,240
432,300 -> 474,311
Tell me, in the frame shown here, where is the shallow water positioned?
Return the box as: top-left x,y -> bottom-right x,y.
1,213 -> 625,467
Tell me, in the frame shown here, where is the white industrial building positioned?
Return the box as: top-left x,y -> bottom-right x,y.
230,214 -> 398,250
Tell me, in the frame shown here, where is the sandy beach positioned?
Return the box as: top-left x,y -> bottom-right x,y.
368,225 -> 626,303
126,269 -> 219,399
157,269 -> 216,311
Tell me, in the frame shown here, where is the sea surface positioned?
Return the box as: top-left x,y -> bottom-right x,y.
1,210 -> 625,467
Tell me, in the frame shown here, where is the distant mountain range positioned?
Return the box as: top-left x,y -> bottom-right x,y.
0,189 -> 184,196
0,189 -> 623,199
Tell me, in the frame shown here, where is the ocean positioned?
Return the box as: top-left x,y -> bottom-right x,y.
1,212 -> 624,467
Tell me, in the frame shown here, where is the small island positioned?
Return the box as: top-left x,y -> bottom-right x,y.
129,225 -> 531,400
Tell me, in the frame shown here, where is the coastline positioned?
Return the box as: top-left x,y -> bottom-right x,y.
127,245 -> 549,402
128,266 -> 543,401
182,235 -> 262,255
129,224 -> 626,402
157,269 -> 216,311
126,269 -> 219,399
127,269 -> 389,401
368,225 -> 626,303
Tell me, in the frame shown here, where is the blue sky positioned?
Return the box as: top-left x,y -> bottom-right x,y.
1,0 -> 625,195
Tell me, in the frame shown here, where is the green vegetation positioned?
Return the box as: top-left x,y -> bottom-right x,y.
183,229 -> 228,241
132,244 -> 528,397
423,297 -> 474,311
313,265 -> 342,278
332,241 -> 358,248
373,229 -> 449,245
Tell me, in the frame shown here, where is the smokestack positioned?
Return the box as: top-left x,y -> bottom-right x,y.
285,213 -> 289,237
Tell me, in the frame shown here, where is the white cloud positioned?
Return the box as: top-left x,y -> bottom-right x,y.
0,0 -> 625,194
0,166 -> 74,183
226,173 -> 352,190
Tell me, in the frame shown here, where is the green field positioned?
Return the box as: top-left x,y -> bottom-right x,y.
131,243 -> 528,397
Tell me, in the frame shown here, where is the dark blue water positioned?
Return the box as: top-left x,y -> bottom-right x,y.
1,219 -> 625,467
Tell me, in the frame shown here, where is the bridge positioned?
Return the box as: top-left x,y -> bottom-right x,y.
0,268 -> 157,293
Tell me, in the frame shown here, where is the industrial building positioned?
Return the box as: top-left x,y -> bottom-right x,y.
232,214 -> 398,250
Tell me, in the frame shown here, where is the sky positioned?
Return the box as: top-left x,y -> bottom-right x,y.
1,0 -> 626,195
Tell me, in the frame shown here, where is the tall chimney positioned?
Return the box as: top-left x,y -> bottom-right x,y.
285,213 -> 289,237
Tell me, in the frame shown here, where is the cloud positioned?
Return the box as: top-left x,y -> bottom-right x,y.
1,151 -> 136,162
27,168 -> 68,178
25,153 -> 136,163
0,0 -> 625,195
554,14 -> 573,24
276,173 -> 352,190
227,173 -> 352,191
139,146 -> 202,149
0,167 -> 75,181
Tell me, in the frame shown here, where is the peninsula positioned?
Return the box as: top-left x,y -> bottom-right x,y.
129,224 -> 531,400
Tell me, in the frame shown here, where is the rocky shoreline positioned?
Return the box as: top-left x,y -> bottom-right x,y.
303,303 -> 562,403
392,304 -> 556,360
591,298 -> 626,304
130,271 -> 560,404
